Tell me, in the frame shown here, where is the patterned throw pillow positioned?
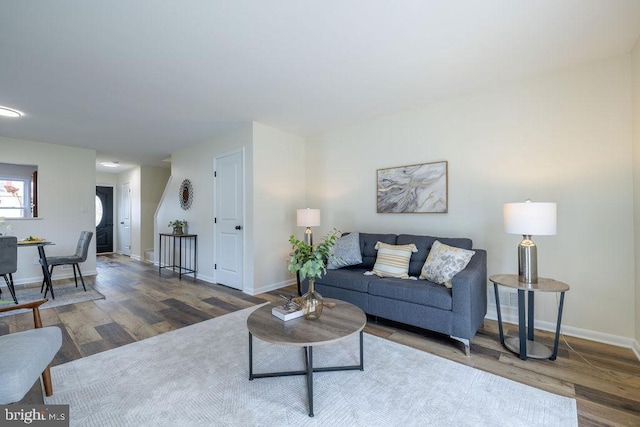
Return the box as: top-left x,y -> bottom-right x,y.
328,232 -> 363,269
371,242 -> 418,279
420,240 -> 475,288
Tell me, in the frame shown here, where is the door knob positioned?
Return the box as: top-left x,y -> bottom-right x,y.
235,225 -> 242,230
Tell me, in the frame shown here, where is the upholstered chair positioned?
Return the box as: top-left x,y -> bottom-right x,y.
0,299 -> 62,403
42,231 -> 93,297
0,235 -> 18,304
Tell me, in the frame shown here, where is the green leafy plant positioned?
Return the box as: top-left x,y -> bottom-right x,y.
288,229 -> 340,280
168,220 -> 187,228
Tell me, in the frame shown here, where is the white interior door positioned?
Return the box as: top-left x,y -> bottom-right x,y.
214,150 -> 244,289
120,181 -> 131,256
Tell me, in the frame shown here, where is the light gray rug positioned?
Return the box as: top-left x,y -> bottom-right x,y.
0,281 -> 105,316
45,305 -> 577,426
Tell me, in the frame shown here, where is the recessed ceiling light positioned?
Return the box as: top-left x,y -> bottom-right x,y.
0,105 -> 23,118
100,161 -> 120,168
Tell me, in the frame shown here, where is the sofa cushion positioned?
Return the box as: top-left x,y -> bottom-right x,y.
328,232 -> 362,269
397,234 -> 473,277
420,240 -> 476,288
372,242 -> 418,278
368,277 -> 452,310
0,326 -> 62,404
358,233 -> 397,269
316,268 -> 371,293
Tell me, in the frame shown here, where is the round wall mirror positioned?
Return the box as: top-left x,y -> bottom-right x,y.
179,179 -> 193,210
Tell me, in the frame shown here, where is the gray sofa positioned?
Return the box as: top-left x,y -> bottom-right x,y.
301,233 -> 487,355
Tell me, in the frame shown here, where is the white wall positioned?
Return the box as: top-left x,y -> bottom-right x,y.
252,122 -> 306,294
632,39 -> 640,357
156,123 -> 307,294
140,166 -> 170,257
0,137 -> 97,283
158,124 -> 254,285
307,55 -> 635,346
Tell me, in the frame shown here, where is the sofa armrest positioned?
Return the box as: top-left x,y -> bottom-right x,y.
450,250 -> 487,339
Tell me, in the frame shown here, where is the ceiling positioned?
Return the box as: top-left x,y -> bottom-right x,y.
1,1 -> 640,172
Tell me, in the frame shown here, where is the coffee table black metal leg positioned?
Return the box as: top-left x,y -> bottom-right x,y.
248,333 -> 254,380
306,346 -> 314,417
250,334 -> 363,417
359,331 -> 364,370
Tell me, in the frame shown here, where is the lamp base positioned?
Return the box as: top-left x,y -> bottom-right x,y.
304,227 -> 313,246
518,235 -> 538,284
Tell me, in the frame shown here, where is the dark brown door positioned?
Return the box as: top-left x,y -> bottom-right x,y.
96,186 -> 114,253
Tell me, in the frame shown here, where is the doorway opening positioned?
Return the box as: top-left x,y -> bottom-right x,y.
96,186 -> 114,253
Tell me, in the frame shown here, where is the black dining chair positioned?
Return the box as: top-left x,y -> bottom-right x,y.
41,231 -> 93,297
0,236 -> 18,304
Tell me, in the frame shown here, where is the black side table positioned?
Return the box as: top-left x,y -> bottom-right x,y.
489,274 -> 569,361
159,233 -> 197,280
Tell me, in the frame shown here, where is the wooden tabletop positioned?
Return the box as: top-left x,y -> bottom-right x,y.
489,274 -> 570,292
247,298 -> 366,347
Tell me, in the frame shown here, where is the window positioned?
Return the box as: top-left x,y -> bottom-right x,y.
95,195 -> 103,226
0,163 -> 38,218
0,180 -> 29,218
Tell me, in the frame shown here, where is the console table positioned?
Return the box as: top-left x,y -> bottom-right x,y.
158,233 -> 197,280
489,274 -> 569,361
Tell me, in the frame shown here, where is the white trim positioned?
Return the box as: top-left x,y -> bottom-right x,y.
633,339 -> 640,361
12,270 -> 98,287
248,279 -> 297,296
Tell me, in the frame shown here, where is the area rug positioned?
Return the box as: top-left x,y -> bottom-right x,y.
0,281 -> 105,316
45,305 -> 577,426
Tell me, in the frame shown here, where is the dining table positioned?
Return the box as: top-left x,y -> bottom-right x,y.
17,239 -> 56,299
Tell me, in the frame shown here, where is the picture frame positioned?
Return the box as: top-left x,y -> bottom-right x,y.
377,161 -> 448,213
179,179 -> 193,210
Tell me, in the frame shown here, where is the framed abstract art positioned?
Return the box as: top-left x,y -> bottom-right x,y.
377,161 -> 448,213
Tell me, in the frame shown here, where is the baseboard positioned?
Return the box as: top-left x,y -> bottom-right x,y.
485,307 -> 638,358
248,279 -> 297,296
12,269 -> 98,288
194,273 -> 214,283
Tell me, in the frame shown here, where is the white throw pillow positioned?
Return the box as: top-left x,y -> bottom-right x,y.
372,242 -> 418,279
420,240 -> 475,288
328,232 -> 362,269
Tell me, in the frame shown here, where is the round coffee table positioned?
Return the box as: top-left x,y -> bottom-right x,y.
247,298 -> 366,417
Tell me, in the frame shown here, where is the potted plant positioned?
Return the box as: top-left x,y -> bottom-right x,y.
168,220 -> 187,235
288,229 -> 339,319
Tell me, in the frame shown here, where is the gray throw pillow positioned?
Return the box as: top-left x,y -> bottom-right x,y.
328,232 -> 362,269
419,240 -> 475,288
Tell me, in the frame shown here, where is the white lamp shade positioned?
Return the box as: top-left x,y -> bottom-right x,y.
503,202 -> 557,236
297,208 -> 320,227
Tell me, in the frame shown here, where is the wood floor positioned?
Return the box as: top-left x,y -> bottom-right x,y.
1,254 -> 638,426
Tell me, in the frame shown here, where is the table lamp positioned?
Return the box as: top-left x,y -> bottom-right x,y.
503,200 -> 556,284
297,208 -> 320,246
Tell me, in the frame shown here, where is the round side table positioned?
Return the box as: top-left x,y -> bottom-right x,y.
489,274 -> 569,361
